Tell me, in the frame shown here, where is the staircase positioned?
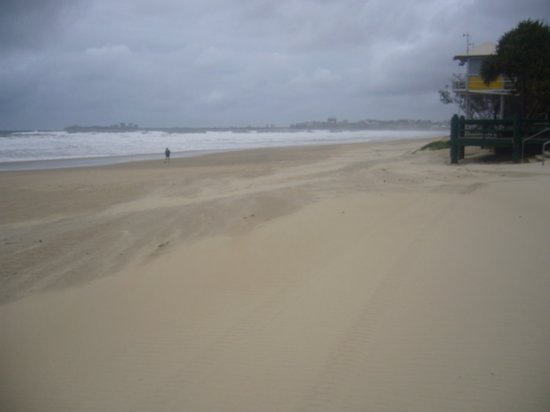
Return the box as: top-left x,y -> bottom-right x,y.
534,141 -> 550,165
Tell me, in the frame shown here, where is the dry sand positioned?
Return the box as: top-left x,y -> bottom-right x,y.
1,139 -> 549,411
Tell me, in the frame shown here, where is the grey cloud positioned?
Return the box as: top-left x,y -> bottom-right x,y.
1,0 -> 549,129
0,0 -> 89,52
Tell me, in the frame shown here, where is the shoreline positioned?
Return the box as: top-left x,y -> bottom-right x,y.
0,149 -> 230,172
1,138 -> 549,411
0,134 -> 446,172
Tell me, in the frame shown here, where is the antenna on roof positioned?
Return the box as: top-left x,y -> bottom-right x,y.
463,33 -> 474,55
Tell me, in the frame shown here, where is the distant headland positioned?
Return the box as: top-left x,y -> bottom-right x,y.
63,118 -> 448,134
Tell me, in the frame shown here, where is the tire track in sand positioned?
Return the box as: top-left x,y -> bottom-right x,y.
127,268 -> 306,412
300,197 -> 451,412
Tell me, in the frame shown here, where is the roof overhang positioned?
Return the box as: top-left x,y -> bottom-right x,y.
453,42 -> 496,63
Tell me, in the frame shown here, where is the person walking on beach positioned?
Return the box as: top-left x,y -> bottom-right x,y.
165,147 -> 171,161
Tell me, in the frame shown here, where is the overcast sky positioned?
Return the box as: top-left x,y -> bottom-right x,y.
1,0 -> 548,129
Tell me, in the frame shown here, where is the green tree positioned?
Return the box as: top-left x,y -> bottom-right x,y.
481,19 -> 550,119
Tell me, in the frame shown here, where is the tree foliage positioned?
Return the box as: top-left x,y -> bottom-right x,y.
481,19 -> 550,119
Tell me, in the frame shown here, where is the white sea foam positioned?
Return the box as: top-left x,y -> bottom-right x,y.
0,129 -> 446,165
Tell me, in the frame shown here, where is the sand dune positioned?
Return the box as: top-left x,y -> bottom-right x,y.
1,140 -> 549,411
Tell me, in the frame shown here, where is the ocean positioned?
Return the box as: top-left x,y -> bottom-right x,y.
0,129 -> 446,171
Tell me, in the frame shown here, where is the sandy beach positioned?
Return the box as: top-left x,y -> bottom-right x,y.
1,139 -> 549,411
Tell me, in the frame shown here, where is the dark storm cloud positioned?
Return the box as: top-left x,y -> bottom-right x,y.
0,0 -> 549,129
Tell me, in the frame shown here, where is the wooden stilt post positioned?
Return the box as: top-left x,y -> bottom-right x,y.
450,114 -> 459,164
513,114 -> 522,163
459,116 -> 466,160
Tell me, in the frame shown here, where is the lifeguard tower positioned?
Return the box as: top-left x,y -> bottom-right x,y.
449,35 -> 550,164
452,41 -> 512,119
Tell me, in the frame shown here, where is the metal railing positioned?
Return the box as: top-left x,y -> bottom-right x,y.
450,115 -> 550,164
451,73 -> 514,92
452,74 -> 466,91
522,127 -> 550,161
542,140 -> 550,166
